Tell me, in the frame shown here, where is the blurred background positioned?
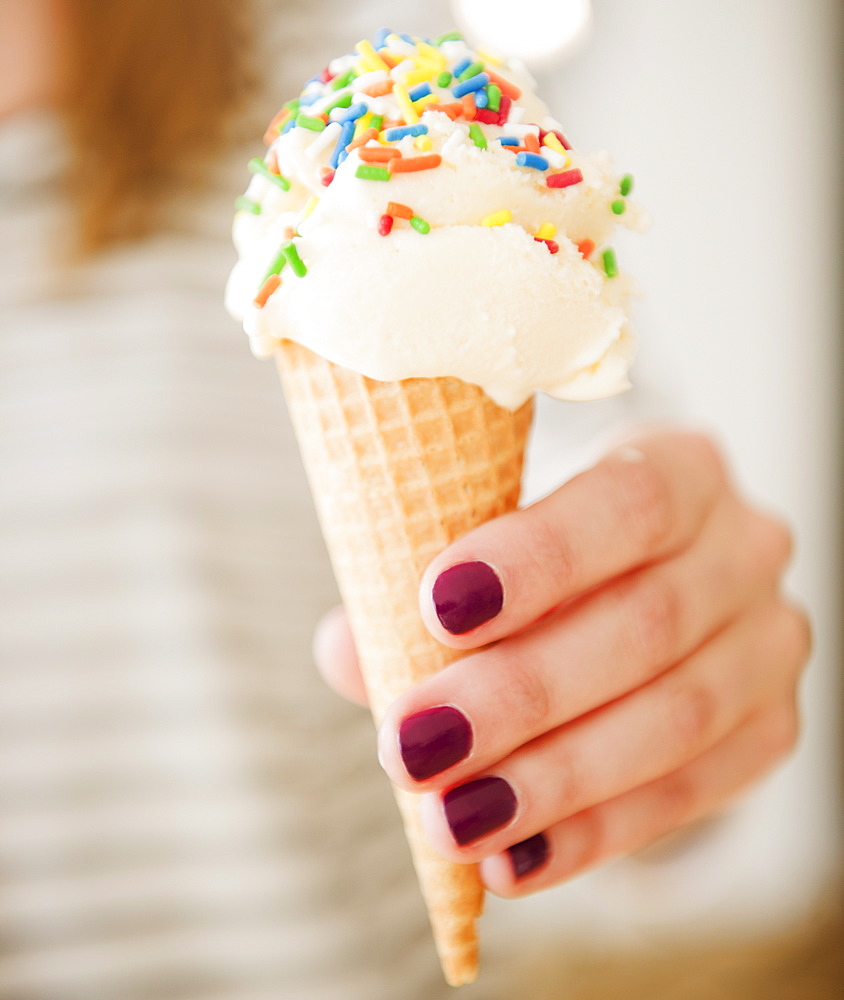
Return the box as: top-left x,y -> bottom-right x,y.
0,1 -> 841,998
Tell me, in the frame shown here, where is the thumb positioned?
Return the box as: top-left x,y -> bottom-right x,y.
312,605 -> 369,706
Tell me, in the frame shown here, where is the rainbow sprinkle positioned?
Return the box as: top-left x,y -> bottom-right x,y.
239,30 -> 635,294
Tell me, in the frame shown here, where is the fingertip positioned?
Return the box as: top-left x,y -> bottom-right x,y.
312,605 -> 369,706
419,557 -> 506,649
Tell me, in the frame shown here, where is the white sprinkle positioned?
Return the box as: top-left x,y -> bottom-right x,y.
306,120 -> 341,160
352,69 -> 388,92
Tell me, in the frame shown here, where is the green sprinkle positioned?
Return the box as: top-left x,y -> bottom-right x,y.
602,248 -> 618,278
324,91 -> 354,112
611,199 -> 626,215
410,216 -> 430,234
435,30 -> 463,45
281,240 -> 308,277
620,173 -> 634,196
283,98 -> 301,112
458,61 -> 485,82
369,114 -> 384,132
468,123 -> 487,149
331,68 -> 356,90
235,195 -> 261,215
437,71 -> 453,88
248,157 -> 291,191
355,164 -> 391,181
487,84 -> 501,112
261,247 -> 288,284
296,113 -> 326,132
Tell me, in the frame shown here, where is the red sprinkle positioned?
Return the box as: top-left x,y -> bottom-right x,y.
319,66 -> 333,83
473,109 -> 500,125
547,168 -> 584,189
378,214 -> 394,236
534,237 -> 560,254
253,274 -> 281,308
497,95 -> 512,123
576,238 -> 595,258
320,168 -> 335,186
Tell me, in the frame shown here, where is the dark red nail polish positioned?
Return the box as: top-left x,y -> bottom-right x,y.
443,776 -> 517,846
399,706 -> 473,781
432,561 -> 503,635
508,832 -> 550,879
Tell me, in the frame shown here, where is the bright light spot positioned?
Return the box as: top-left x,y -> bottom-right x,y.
450,0 -> 592,68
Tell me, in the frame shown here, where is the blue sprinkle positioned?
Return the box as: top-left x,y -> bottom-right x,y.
474,88 -> 489,108
384,123 -> 428,140
452,72 -> 490,98
337,102 -> 368,123
298,91 -> 323,107
515,151 -> 550,171
374,27 -> 391,48
398,32 -> 415,44
498,136 -> 521,145
453,57 -> 472,78
281,118 -> 297,135
408,82 -> 432,102
305,74 -> 322,86
329,120 -> 355,168
337,149 -> 349,166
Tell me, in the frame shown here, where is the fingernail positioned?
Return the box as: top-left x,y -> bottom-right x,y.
399,706 -> 473,781
432,561 -> 504,635
508,832 -> 550,879
443,776 -> 517,846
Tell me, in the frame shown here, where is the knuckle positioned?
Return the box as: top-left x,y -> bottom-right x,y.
626,573 -> 684,670
528,511 -> 578,595
657,769 -> 699,827
749,512 -> 794,575
607,455 -> 675,555
669,681 -> 718,756
773,603 -> 813,671
567,805 -> 607,875
499,649 -> 553,733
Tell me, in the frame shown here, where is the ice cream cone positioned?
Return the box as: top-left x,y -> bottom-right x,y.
275,339 -> 533,986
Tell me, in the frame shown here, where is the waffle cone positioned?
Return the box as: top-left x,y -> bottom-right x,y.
275,340 -> 533,986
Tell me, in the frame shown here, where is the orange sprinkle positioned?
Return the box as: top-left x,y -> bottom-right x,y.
359,146 -> 402,162
577,239 -> 596,259
523,132 -> 541,153
485,68 -> 522,100
348,128 -> 379,150
361,79 -> 394,97
388,154 -> 442,174
263,109 -> 290,146
380,51 -> 399,68
461,94 -> 477,121
425,102 -> 462,120
266,149 -> 280,173
386,201 -> 414,219
253,274 -> 281,308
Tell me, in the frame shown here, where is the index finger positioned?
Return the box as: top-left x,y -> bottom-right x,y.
419,430 -> 727,648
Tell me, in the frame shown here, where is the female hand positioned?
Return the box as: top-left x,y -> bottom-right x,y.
314,430 -> 811,896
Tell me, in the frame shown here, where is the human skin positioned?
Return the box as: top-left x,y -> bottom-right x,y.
313,429 -> 811,896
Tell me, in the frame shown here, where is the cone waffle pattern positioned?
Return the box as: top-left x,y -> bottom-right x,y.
276,341 -> 532,986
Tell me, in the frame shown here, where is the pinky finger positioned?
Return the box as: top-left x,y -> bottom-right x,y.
480,699 -> 799,897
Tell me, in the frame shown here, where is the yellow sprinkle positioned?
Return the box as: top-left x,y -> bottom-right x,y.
481,210 -> 512,227
300,196 -> 319,220
414,94 -> 439,112
416,42 -> 446,68
542,133 -> 566,155
354,112 -> 373,137
478,48 -> 504,66
355,39 -> 389,73
402,68 -> 432,87
536,222 -> 557,240
414,134 -> 433,151
393,84 -> 419,124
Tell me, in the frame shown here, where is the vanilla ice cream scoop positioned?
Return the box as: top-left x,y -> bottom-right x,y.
226,30 -> 644,410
